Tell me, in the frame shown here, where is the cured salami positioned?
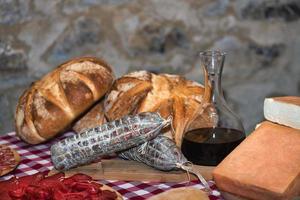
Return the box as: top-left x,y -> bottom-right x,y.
0,145 -> 20,177
51,112 -> 171,171
119,135 -> 211,192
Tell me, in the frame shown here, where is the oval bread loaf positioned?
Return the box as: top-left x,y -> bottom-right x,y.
15,57 -> 114,144
104,71 -> 212,147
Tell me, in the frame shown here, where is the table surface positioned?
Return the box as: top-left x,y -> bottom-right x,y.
0,132 -> 223,200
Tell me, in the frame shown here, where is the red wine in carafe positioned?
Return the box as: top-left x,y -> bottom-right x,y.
181,127 -> 245,166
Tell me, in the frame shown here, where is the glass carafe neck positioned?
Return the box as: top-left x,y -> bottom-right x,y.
200,50 -> 225,75
200,51 -> 225,104
208,71 -> 223,104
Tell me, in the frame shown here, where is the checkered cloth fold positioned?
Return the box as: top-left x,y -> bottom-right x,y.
0,132 -> 223,200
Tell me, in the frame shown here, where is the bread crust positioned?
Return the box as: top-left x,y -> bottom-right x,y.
104,71 -> 212,147
72,100 -> 107,133
15,57 -> 114,144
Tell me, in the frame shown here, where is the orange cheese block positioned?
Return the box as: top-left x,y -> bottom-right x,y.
213,121 -> 300,200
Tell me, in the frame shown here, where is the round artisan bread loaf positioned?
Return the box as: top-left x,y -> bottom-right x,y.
104,71 -> 212,147
15,57 -> 114,144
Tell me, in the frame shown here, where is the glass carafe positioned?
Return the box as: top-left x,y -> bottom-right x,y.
181,50 -> 246,166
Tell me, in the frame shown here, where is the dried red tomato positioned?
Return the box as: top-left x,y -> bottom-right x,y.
0,172 -> 119,200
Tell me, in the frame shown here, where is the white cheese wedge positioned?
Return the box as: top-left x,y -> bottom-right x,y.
264,96 -> 300,129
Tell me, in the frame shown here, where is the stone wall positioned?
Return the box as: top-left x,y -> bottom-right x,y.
1,0 -> 300,135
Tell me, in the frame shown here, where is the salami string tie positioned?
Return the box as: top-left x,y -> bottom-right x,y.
177,162 -> 212,194
161,114 -> 173,129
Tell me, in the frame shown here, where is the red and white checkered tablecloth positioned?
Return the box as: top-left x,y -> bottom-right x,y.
0,132 -> 223,200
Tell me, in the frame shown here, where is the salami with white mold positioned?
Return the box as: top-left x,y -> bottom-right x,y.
119,135 -> 212,193
119,135 -> 187,171
51,112 -> 171,171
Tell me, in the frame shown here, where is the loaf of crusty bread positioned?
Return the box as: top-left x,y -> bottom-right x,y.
15,57 -> 114,144
104,71 -> 212,147
264,96 -> 300,129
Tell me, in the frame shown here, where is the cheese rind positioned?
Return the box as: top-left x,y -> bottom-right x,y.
264,96 -> 300,129
213,121 -> 300,200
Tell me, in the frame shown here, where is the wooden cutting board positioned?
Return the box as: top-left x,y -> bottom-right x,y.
49,159 -> 247,199
50,159 -> 214,182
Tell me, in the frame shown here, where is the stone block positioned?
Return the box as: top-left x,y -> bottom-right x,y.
0,86 -> 29,134
0,40 -> 27,72
44,16 -> 101,66
235,0 -> 300,22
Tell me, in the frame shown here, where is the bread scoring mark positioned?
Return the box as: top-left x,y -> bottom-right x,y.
20,124 -> 44,144
104,90 -> 120,112
64,70 -> 100,101
60,70 -> 80,84
192,95 -> 203,103
124,70 -> 151,81
117,82 -> 138,92
33,92 -> 56,120
39,81 -> 74,119
23,90 -> 45,143
188,80 -> 204,87
63,61 -> 112,100
138,74 -> 169,112
66,61 -> 104,73
162,73 -> 179,78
